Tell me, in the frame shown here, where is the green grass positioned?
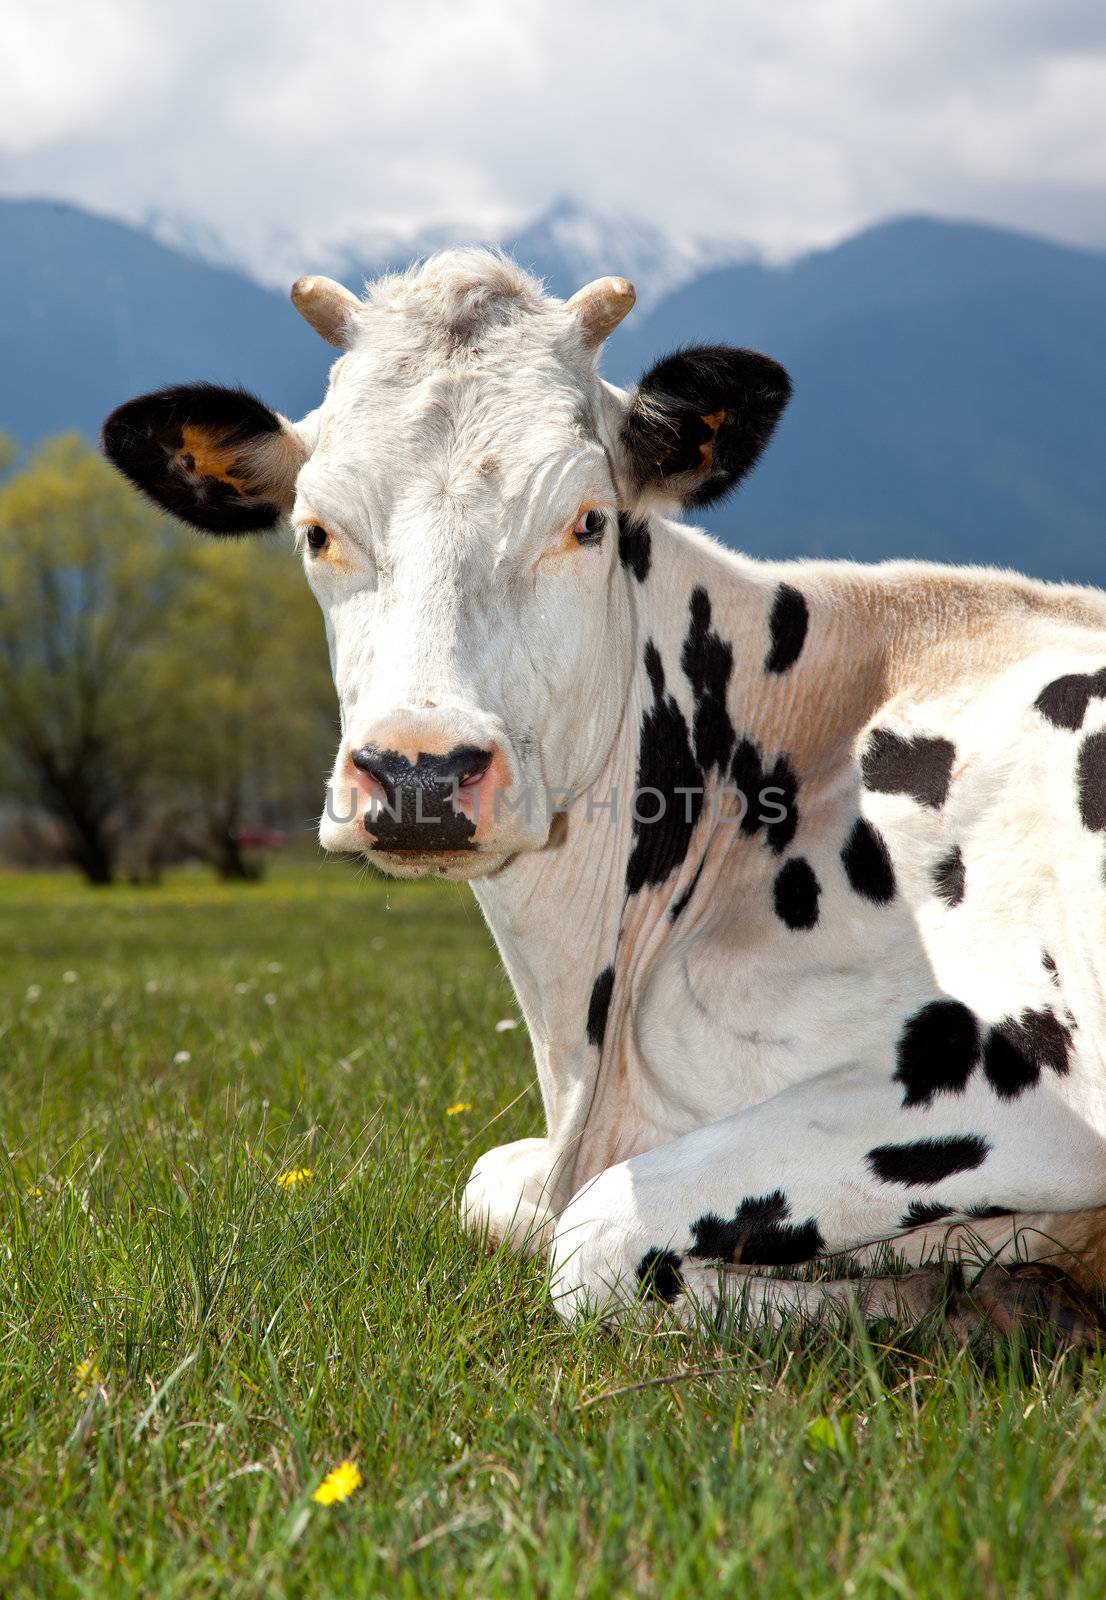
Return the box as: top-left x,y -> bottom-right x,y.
3,857 -> 1106,1597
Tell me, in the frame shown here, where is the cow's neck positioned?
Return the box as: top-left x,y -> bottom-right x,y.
473,515 -> 891,1203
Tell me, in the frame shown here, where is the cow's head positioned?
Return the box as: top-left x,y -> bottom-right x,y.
103,251 -> 789,880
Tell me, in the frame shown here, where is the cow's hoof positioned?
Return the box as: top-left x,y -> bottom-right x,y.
548,1222 -> 623,1323
950,1262 -> 1106,1348
460,1137 -> 556,1254
549,1173 -> 637,1322
548,1163 -> 690,1324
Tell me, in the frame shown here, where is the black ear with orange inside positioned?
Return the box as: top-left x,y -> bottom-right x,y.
621,345 -> 791,509
102,384 -> 303,534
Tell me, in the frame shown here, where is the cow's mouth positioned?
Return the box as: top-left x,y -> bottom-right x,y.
363,843 -> 508,882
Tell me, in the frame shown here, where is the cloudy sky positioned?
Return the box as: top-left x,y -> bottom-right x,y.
3,0 -> 1105,278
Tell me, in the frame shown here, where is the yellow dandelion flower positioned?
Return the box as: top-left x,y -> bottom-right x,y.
277,1167 -> 314,1190
445,1102 -> 472,1117
312,1460 -> 363,1505
73,1357 -> 101,1397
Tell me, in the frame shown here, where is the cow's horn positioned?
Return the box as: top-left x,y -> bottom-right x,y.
290,275 -> 361,348
566,276 -> 636,346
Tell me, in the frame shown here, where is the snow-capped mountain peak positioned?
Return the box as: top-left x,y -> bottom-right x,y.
143,196 -> 752,313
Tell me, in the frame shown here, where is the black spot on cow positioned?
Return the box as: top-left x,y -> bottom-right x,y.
933,846 -> 965,907
893,999 -> 981,1108
729,739 -> 763,824
773,857 -> 821,930
644,639 -> 665,699
762,755 -> 800,854
901,1201 -> 955,1229
636,1248 -> 684,1305
681,587 -> 735,775
586,965 -> 615,1050
618,511 -> 652,582
1077,728 -> 1106,832
966,1203 -> 1013,1220
626,642 -> 704,895
688,1189 -> 825,1266
861,728 -> 956,810
983,1006 -> 1073,1100
669,858 -> 705,922
628,633 -> 802,893
764,583 -> 809,675
1039,960 -> 1079,1031
982,1031 -> 1038,1101
731,738 -> 800,854
841,818 -> 896,904
1035,667 -> 1106,731
867,1134 -> 990,1187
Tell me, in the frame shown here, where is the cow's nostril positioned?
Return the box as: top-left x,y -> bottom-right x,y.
437,746 -> 494,787
350,743 -> 493,793
350,746 -> 395,794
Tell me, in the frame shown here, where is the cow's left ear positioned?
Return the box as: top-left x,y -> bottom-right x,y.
102,383 -> 310,535
620,345 -> 791,509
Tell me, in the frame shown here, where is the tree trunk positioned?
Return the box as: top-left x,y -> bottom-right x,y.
211,825 -> 262,883
35,750 -> 119,886
67,817 -> 115,885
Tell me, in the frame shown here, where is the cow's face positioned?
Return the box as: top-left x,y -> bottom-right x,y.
103,251 -> 789,880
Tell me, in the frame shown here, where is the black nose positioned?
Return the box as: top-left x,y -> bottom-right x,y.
350,745 -> 493,852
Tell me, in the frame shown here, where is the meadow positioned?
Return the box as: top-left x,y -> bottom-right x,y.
4,856 -> 1106,1598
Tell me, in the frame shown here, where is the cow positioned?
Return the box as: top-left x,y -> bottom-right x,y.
103,249 -> 1106,1343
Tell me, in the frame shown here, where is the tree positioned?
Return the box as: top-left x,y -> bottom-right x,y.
145,532 -> 336,880
0,435 -> 337,884
0,436 -> 189,883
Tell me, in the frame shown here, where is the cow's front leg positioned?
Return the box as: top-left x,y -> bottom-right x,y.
550,1065 -> 1106,1324
461,1137 -> 562,1253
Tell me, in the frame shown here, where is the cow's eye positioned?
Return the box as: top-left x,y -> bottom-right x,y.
574,508 -> 606,546
305,524 -> 329,552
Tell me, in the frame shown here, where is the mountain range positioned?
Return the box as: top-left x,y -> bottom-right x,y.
144,194 -> 744,312
2,196 -> 1104,583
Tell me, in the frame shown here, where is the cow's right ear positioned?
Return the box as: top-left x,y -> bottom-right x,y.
102,384 -> 311,535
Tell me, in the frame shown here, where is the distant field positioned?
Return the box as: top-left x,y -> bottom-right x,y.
3,859 -> 1106,1598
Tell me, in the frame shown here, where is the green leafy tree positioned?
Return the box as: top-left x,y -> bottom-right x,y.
0,436 -> 190,883
147,535 -> 336,880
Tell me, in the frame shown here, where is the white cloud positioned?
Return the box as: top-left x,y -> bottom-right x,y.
0,0 -> 168,150
1,0 -> 1104,275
